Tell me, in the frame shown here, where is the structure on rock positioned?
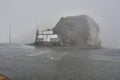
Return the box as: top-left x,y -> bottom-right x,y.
53,15 -> 101,48
34,28 -> 60,45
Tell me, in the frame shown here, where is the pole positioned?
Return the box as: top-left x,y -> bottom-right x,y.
9,26 -> 11,44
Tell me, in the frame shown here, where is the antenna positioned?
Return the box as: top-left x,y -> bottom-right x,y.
9,26 -> 12,44
37,21 -> 39,30
35,21 -> 39,43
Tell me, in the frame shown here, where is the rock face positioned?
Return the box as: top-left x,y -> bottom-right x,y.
0,73 -> 11,80
53,15 -> 101,48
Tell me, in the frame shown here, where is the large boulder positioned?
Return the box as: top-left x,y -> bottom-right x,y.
53,15 -> 101,48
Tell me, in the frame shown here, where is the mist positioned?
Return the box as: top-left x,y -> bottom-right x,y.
0,0 -> 120,48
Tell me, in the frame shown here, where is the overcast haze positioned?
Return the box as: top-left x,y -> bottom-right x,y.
0,0 -> 120,48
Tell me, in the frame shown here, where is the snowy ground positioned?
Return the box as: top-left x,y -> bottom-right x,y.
0,44 -> 120,80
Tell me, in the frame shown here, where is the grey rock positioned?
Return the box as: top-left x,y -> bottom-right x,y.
53,15 -> 101,48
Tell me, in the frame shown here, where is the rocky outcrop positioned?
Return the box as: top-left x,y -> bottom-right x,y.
53,15 -> 101,48
0,73 -> 11,80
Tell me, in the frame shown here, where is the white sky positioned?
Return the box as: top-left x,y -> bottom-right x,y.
0,0 -> 120,48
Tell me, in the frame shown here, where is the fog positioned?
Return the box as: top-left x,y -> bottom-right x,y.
0,0 -> 120,48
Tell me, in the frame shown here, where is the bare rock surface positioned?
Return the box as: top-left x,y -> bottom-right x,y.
53,15 -> 101,48
0,73 -> 11,80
